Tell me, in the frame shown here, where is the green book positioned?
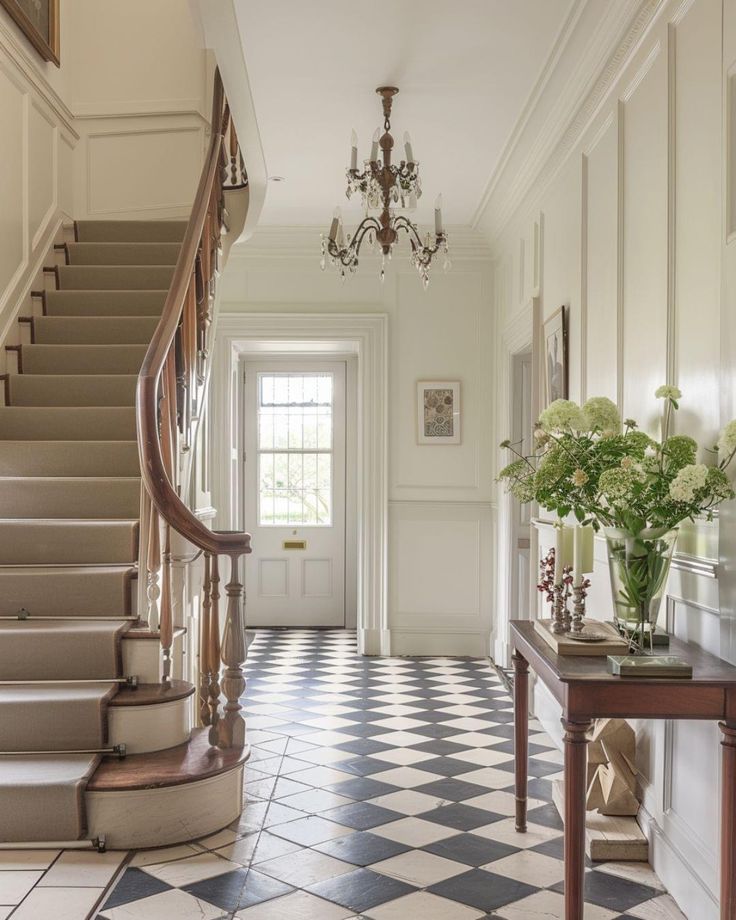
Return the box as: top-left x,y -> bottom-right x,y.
607,655 -> 692,678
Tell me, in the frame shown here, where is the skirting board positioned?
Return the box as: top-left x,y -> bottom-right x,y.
552,779 -> 648,861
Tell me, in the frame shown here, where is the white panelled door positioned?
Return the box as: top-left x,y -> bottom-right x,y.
243,360 -> 346,627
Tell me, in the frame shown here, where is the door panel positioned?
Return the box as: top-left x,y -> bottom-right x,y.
244,360 -> 346,627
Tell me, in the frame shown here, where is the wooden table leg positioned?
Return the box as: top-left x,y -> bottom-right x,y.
513,650 -> 529,832
720,722 -> 736,919
563,718 -> 591,920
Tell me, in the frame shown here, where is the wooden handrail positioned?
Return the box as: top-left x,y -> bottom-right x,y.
136,68 -> 250,558
135,67 -> 251,747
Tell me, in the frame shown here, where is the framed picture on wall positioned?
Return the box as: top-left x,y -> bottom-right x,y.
417,380 -> 461,445
543,306 -> 568,406
0,0 -> 60,66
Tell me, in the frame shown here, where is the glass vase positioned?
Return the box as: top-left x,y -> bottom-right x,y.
604,526 -> 678,653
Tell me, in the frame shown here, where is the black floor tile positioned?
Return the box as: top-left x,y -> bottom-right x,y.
307,867 -> 416,912
428,868 -> 538,912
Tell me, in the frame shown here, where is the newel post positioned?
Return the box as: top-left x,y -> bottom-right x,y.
212,550 -> 247,749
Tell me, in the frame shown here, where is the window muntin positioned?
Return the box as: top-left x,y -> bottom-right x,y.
257,373 -> 333,526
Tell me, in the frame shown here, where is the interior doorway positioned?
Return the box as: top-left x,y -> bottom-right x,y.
242,356 -> 356,628
509,350 -> 533,622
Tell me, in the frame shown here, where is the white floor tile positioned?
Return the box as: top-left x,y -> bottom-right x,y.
369,766 -> 443,788
447,748 -> 514,767
474,817 -> 560,848
627,894 -> 688,919
463,790 -> 544,816
235,889 -> 355,919
0,850 -> 59,871
141,850 -> 241,886
371,748 -> 436,766
486,849 -> 565,887
488,890 -> 617,919
365,890 -> 485,920
257,847 -> 353,887
101,887 -> 225,920
372,849 -> 467,886
0,870 -> 43,905
130,844 -> 204,867
38,849 -> 126,888
372,817 -> 459,847
12,886 -> 104,920
368,790 -> 444,815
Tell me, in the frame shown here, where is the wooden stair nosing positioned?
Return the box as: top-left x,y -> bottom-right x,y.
110,680 -> 195,707
87,729 -> 249,791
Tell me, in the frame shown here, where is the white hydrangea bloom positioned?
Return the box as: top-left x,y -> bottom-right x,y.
655,385 -> 682,400
582,396 -> 621,433
668,463 -> 708,502
538,399 -> 586,433
717,420 -> 736,459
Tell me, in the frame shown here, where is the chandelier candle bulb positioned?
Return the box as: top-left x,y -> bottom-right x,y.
573,524 -> 594,584
329,207 -> 341,242
370,128 -> 380,162
350,130 -> 358,171
404,130 -> 414,163
434,194 -> 443,234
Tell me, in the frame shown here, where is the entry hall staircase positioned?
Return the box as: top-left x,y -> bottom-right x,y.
0,70 -> 252,850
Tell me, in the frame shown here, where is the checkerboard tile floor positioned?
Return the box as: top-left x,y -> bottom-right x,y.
95,630 -> 684,920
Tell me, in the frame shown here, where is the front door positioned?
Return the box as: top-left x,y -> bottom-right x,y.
243,360 -> 346,627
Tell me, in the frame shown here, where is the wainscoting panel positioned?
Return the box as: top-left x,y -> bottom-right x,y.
85,122 -> 203,216
389,501 -> 492,656
582,112 -> 619,404
621,40 -> 668,431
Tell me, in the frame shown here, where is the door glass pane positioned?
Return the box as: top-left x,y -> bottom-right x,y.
257,373 -> 333,526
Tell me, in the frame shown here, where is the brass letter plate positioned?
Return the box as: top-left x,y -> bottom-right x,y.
283,539 -> 307,550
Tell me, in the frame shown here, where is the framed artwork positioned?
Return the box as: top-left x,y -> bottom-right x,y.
543,306 -> 567,406
417,380 -> 461,445
0,0 -> 60,66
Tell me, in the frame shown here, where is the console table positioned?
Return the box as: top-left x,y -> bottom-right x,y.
510,619 -> 736,920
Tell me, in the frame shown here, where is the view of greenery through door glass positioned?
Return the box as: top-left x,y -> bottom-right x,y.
257,373 -> 333,525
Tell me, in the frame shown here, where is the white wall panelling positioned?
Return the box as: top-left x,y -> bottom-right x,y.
483,1 -> 734,915
212,232 -> 494,656
212,311 -> 390,655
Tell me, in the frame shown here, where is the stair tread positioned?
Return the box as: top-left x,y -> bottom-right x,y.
45,290 -> 167,316
65,243 -> 180,266
74,220 -> 187,243
88,729 -> 249,791
7,374 -> 137,407
110,680 -> 194,707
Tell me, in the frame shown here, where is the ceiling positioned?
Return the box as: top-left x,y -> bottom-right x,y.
234,0 -> 574,229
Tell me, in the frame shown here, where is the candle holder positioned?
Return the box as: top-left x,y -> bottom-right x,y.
551,584 -> 566,634
571,576 -> 592,633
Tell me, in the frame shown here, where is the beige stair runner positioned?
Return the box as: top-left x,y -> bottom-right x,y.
0,219 -> 185,842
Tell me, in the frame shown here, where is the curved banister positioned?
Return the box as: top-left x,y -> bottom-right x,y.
135,67 -> 250,748
136,68 -> 250,558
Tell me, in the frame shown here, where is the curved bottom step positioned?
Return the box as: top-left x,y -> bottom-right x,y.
86,729 -> 249,849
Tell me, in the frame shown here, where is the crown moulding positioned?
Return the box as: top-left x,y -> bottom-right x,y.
474,0 -> 661,249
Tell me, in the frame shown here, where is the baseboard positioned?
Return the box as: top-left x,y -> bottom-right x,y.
637,802 -> 718,920
388,629 -> 489,658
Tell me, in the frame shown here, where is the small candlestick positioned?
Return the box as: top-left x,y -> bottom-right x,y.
571,584 -> 585,632
562,565 -> 573,632
551,584 -> 566,634
434,194 -> 443,235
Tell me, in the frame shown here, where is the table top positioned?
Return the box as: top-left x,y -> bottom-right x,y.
510,620 -> 736,721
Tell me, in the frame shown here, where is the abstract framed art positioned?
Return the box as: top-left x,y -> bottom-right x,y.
543,305 -> 567,406
0,0 -> 60,66
417,380 -> 461,444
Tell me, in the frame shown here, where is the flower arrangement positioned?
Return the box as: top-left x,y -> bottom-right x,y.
498,387 -> 736,648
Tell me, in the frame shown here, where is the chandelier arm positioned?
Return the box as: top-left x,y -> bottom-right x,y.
326,216 -> 382,266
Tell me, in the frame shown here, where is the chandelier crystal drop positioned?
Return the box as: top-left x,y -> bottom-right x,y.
320,86 -> 449,288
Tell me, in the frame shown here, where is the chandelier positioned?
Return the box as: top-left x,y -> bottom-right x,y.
321,86 -> 450,288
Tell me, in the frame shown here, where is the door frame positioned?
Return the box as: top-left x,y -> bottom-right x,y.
242,357 -> 352,629
212,312 -> 389,655
494,298 -> 536,667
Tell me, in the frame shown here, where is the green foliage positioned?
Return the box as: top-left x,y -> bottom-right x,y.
497,389 -> 736,535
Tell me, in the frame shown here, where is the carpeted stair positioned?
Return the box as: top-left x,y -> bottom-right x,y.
0,219 -> 185,842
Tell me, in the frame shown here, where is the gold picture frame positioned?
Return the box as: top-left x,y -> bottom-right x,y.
0,0 -> 60,66
543,305 -> 568,406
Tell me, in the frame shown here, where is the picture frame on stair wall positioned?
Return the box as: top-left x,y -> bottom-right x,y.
0,0 -> 60,66
543,304 -> 568,406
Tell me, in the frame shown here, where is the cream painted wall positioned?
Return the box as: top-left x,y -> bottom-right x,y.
213,229 -> 495,656
0,0 -> 208,362
483,1 -> 734,916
